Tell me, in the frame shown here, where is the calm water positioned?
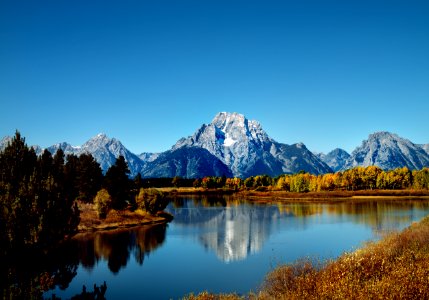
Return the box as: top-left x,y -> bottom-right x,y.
36,197 -> 429,299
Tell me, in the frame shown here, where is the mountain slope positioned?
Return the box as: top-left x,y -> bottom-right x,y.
173,112 -> 332,177
77,134 -> 145,176
316,148 -> 350,172
142,147 -> 232,178
343,132 -> 429,170
420,144 -> 429,155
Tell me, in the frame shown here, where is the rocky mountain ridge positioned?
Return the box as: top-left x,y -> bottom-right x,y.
173,112 -> 331,177
341,132 -> 429,171
2,114 -> 428,177
315,148 -> 351,172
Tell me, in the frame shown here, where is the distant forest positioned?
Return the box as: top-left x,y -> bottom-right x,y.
1,132 -> 429,255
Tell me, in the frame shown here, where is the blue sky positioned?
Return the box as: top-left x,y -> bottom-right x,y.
1,0 -> 428,154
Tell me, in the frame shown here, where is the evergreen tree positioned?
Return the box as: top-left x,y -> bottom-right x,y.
104,155 -> 131,209
64,154 -> 80,202
0,132 -> 79,255
77,153 -> 103,202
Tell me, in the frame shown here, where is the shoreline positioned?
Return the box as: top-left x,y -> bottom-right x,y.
76,190 -> 429,233
77,202 -> 172,233
184,213 -> 429,299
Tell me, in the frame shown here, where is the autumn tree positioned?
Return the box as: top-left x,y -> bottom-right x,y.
412,168 -> 429,189
135,188 -> 168,215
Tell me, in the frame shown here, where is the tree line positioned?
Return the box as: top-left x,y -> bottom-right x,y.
0,132 -> 141,255
191,166 -> 429,192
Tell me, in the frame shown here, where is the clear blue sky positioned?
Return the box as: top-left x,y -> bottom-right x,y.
1,0 -> 428,154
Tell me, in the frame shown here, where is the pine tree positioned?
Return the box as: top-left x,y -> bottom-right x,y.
77,153 -> 103,202
0,132 -> 80,254
104,155 -> 131,209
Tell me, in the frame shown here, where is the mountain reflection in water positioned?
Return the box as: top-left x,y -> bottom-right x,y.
168,197 -> 280,262
3,197 -> 429,299
167,196 -> 429,262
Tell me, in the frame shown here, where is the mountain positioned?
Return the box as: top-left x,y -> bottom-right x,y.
46,142 -> 80,156
316,148 -> 350,172
173,112 -> 332,177
141,147 -> 232,178
343,132 -> 429,171
420,144 -> 429,155
1,135 -> 43,154
3,118 -> 426,178
0,136 -> 12,152
43,134 -> 145,176
77,134 -> 145,177
139,152 -> 160,162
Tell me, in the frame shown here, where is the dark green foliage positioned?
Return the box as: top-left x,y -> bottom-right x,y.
133,173 -> 143,190
64,154 -> 80,203
0,131 -> 80,255
76,153 -> 103,202
104,155 -> 132,210
63,153 -> 103,203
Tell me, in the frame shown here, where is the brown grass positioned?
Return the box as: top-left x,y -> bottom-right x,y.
260,216 -> 429,299
183,216 -> 429,300
77,201 -> 168,232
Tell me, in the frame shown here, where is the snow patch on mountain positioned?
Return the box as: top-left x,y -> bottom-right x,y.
173,112 -> 331,177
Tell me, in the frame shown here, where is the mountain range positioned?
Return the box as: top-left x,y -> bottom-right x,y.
1,112 -> 428,178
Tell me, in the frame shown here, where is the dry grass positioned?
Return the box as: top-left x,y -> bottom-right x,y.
183,291 -> 244,300
77,201 -> 168,232
260,216 -> 429,299
183,216 -> 429,300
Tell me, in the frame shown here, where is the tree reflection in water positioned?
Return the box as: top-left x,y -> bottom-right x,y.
0,224 -> 167,299
74,223 -> 167,274
0,243 -> 79,299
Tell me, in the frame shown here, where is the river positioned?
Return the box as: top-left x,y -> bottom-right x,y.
36,196 -> 429,299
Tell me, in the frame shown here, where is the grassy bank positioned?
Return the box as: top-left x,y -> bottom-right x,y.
77,201 -> 170,232
184,215 -> 429,300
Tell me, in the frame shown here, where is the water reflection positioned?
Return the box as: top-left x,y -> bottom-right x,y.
73,224 -> 167,274
169,196 -> 283,262
3,198 -> 429,299
167,197 -> 429,262
0,244 -> 79,299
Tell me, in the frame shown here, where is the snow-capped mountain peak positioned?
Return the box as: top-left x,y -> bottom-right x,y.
173,112 -> 331,177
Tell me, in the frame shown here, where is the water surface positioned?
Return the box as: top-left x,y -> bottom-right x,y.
39,197 -> 429,299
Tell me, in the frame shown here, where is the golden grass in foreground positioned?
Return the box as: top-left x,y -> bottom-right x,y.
183,216 -> 429,300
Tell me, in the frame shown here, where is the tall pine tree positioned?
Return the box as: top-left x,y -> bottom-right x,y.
104,155 -> 131,209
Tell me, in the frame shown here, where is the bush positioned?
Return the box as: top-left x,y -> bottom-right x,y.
94,189 -> 112,219
135,188 -> 168,215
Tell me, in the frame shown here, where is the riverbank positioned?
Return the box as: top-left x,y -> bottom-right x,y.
184,214 -> 429,300
77,202 -> 171,232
